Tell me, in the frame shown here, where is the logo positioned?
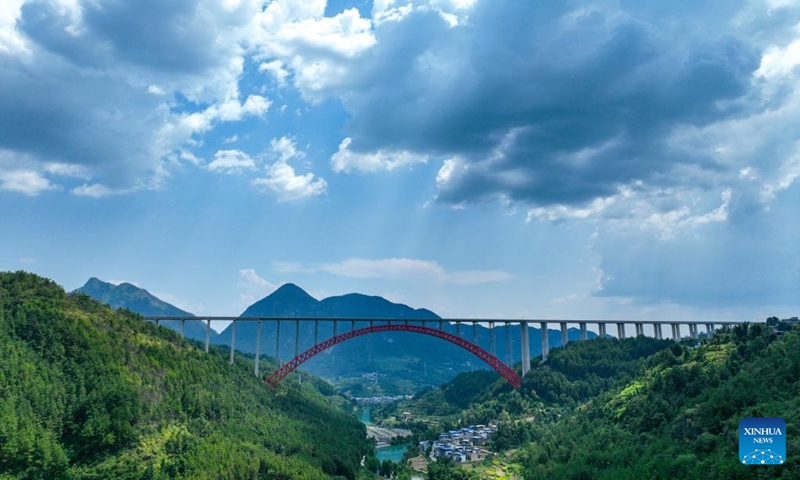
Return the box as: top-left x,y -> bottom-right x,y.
739,418 -> 786,465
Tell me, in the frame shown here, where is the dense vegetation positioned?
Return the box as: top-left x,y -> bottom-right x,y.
392,325 -> 799,479
0,272 -> 368,479
519,323 -> 800,479
402,336 -> 672,429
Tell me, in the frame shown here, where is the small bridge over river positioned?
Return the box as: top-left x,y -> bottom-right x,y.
144,316 -> 745,388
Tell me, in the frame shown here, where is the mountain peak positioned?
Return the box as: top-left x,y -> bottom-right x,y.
273,283 -> 312,297
240,283 -> 319,317
75,277 -> 192,317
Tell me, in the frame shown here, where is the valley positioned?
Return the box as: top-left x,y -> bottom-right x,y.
3,272 -> 797,480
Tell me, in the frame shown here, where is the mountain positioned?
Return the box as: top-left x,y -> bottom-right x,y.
220,284 -> 593,394
399,321 -> 800,479
0,271 -> 367,479
241,282 -> 320,317
516,322 -> 800,479
75,277 -> 217,343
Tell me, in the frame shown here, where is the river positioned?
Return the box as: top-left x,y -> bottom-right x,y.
360,407 -> 372,425
361,406 -> 410,463
376,443 -> 411,463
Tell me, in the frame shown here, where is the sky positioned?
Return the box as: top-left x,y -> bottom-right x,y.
1,0 -> 799,329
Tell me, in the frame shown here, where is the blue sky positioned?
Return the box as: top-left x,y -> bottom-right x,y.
1,0 -> 798,328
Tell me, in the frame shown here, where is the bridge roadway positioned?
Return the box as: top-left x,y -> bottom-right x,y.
145,316 -> 745,384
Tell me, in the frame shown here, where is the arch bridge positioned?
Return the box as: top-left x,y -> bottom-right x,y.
144,316 -> 744,388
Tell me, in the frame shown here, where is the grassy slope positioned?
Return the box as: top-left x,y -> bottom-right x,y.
0,272 -> 366,480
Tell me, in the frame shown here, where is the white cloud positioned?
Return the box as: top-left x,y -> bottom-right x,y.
253,162 -> 327,201
238,268 -> 276,291
252,137 -> 326,201
756,34 -> 800,79
289,257 -> 513,285
0,0 -> 276,195
236,268 -> 278,310
165,95 -> 271,145
259,60 -> 289,86
208,149 -> 256,173
250,2 -> 376,101
331,137 -> 429,173
270,136 -> 303,163
0,170 -> 55,196
43,162 -> 91,179
71,183 -> 133,198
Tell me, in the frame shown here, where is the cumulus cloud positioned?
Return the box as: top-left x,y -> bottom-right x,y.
331,137 -> 429,172
207,149 -> 256,173
0,169 -> 55,196
238,268 -> 277,292
252,137 -> 327,201
242,0 -> 798,309
285,257 -> 513,285
236,268 -> 279,310
250,0 -> 800,234
0,0 -> 270,195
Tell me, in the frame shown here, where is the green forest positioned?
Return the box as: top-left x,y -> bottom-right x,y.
386,321 -> 799,479
3,271 -> 799,480
0,272 -> 368,479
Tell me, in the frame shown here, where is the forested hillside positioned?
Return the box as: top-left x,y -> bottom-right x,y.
74,277 -> 217,344
410,319 -> 800,480
519,323 -> 800,479
391,325 -> 798,480
0,272 -> 367,479
400,336 -> 672,425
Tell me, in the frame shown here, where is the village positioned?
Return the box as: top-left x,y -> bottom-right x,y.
420,424 -> 498,463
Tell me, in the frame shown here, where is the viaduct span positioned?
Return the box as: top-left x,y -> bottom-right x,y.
144,316 -> 744,388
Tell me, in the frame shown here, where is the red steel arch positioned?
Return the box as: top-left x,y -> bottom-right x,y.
264,323 -> 521,388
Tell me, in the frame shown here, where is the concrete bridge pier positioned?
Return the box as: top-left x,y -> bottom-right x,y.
520,323 -> 531,377
671,323 -> 680,340
489,322 -> 496,356
205,319 -> 211,353
689,323 -> 698,339
181,319 -> 186,338
635,323 -> 644,336
705,324 -> 714,337
505,322 -> 512,366
560,322 -> 568,346
654,323 -> 663,340
254,320 -> 261,377
579,322 -> 587,340
275,320 -> 281,365
295,320 -> 300,357
229,320 -> 236,365
617,322 -> 626,339
540,322 -> 549,361
598,323 -> 607,338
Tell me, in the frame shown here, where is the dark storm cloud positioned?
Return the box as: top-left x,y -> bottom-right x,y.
337,1 -> 763,207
